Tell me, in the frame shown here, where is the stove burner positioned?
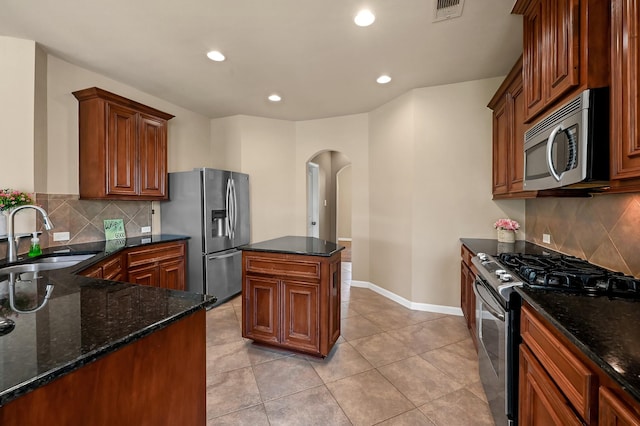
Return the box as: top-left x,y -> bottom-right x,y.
497,253 -> 640,299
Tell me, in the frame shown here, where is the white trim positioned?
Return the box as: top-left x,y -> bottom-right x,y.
349,280 -> 463,316
337,237 -> 352,242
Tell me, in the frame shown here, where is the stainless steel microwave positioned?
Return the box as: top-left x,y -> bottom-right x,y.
523,88 -> 609,191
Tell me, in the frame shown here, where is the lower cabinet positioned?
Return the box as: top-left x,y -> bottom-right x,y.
460,244 -> 477,349
242,250 -> 341,357
599,386 -> 640,426
78,241 -> 186,291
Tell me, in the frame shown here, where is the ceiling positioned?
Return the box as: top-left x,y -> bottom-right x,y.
0,0 -> 523,121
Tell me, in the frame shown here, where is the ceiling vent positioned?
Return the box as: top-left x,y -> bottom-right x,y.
433,0 -> 465,22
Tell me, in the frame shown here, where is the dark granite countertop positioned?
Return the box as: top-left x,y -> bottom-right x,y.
240,236 -> 344,257
459,238 -> 559,257
0,234 -> 215,406
517,288 -> 640,403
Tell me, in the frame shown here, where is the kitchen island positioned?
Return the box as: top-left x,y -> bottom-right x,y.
241,236 -> 343,357
0,235 -> 215,425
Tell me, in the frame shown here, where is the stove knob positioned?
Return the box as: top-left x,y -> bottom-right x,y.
478,253 -> 488,261
500,274 -> 512,282
495,269 -> 506,277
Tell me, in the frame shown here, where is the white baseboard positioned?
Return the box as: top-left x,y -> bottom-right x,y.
350,280 -> 463,316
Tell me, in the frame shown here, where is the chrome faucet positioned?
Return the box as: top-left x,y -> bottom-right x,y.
7,205 -> 54,262
8,273 -> 54,314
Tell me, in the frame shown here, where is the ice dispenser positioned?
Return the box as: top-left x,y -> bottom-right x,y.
211,209 -> 227,237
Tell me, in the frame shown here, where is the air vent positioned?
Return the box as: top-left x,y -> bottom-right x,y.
433,0 -> 464,22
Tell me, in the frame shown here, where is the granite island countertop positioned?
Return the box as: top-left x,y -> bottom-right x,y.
0,234 -> 215,406
460,237 -> 640,404
241,236 -> 344,257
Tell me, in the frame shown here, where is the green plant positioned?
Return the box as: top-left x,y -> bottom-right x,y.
0,189 -> 33,212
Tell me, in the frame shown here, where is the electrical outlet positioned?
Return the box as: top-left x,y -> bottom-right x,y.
53,232 -> 70,241
542,233 -> 551,244
141,226 -> 151,234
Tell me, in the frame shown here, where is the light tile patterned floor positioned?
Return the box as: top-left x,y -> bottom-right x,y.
205,263 -> 495,425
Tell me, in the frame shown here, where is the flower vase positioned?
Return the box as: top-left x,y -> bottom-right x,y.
0,212 -> 6,236
497,228 -> 516,243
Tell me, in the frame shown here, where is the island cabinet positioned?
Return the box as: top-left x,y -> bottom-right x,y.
79,253 -> 125,281
488,56 -> 536,199
610,0 -> 640,192
242,244 -> 341,357
512,0 -> 609,123
460,244 -> 477,350
519,303 -> 640,425
72,87 -> 174,201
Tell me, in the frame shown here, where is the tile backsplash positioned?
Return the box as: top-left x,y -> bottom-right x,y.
526,193 -> 640,277
0,194 -> 153,258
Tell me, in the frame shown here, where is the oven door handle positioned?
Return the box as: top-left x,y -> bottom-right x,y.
473,279 -> 505,321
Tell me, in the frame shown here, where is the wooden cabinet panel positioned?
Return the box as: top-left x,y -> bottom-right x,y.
244,276 -> 279,344
492,101 -> 510,196
521,305 -> 595,422
159,258 -> 185,290
101,255 -> 124,281
73,87 -> 173,201
610,0 -> 640,188
519,344 -> 583,426
545,0 -> 580,103
327,260 -> 341,349
128,264 -> 159,287
460,244 -> 477,350
522,0 -> 545,118
600,386 -> 640,426
281,280 -> 318,352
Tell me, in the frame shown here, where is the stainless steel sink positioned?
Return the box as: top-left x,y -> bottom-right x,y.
0,254 -> 96,275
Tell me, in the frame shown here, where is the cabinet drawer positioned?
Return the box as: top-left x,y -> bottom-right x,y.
521,305 -> 595,421
244,256 -> 321,281
126,242 -> 185,268
102,255 -> 124,280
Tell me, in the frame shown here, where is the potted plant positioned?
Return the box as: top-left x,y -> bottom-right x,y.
494,218 -> 519,243
0,189 -> 34,235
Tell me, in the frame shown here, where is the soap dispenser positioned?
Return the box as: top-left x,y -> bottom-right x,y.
28,232 -> 42,257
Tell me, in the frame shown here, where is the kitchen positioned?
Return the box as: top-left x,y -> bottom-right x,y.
0,0 -> 639,424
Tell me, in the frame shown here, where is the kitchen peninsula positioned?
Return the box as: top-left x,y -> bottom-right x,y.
0,235 -> 215,425
241,236 -> 343,357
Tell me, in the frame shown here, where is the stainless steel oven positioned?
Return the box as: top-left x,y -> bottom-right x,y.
472,254 -> 522,426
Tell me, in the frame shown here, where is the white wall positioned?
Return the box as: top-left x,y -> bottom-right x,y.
368,78 -> 525,307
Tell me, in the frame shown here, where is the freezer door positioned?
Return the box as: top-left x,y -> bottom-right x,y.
202,168 -> 233,253
205,249 -> 242,305
230,172 -> 250,247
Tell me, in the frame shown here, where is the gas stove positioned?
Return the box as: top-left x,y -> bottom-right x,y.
496,252 -> 640,298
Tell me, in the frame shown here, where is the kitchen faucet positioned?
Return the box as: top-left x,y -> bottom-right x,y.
7,205 -> 54,262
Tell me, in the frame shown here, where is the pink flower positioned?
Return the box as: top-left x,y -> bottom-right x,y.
494,218 -> 520,231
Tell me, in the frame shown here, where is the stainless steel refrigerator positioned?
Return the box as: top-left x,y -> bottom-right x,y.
160,168 -> 250,304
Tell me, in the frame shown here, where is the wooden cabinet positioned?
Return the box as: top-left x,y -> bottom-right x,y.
78,254 -> 124,281
242,250 -> 341,357
489,57 -> 536,199
513,0 -> 609,123
126,241 -> 186,290
610,0 -> 640,191
600,386 -> 640,426
78,241 -> 186,291
460,244 -> 477,350
72,87 -> 174,200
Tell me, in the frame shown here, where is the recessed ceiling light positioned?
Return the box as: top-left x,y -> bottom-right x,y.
377,75 -> 392,84
354,9 -> 375,27
268,94 -> 282,102
206,50 -> 225,62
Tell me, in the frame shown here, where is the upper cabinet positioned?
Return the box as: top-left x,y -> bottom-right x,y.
73,87 -> 174,200
488,57 -> 536,199
513,0 -> 610,123
610,0 -> 640,190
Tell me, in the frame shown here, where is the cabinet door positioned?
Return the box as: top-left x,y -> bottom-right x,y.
519,345 -> 583,426
160,258 -> 185,291
509,80 -> 526,192
244,276 -> 279,344
102,255 -> 124,281
611,0 -> 640,181
128,264 -> 159,287
106,103 -> 138,197
492,100 -> 510,195
281,280 -> 319,353
599,386 -> 640,426
138,113 -> 167,198
460,262 -> 470,322
327,259 -> 341,347
80,264 -> 103,278
545,0 -> 580,105
523,0 -> 545,119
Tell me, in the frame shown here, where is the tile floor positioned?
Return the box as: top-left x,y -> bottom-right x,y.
205,263 -> 495,425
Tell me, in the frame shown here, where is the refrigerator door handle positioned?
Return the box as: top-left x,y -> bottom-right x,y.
231,178 -> 238,239
208,251 -> 238,261
225,178 -> 233,239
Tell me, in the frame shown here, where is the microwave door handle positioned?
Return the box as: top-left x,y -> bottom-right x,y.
546,125 -> 564,182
